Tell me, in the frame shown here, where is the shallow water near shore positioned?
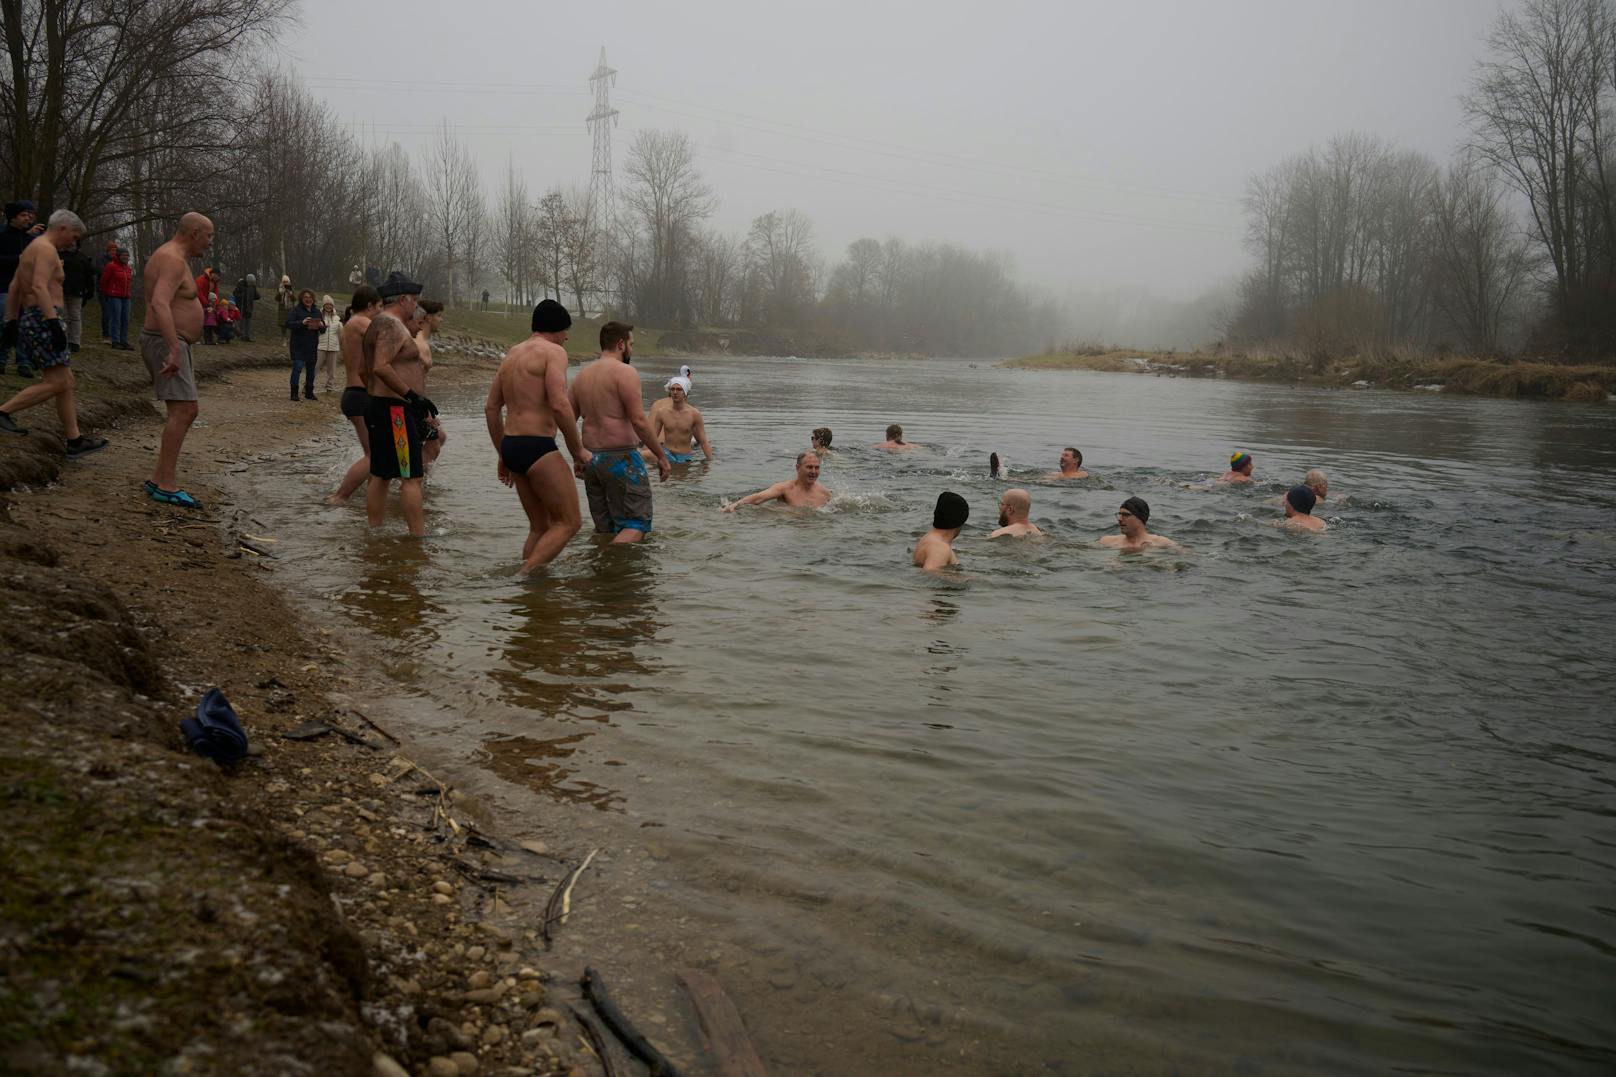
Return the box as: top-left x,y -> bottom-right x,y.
232,356 -> 1616,1074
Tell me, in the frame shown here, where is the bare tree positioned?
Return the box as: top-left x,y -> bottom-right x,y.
491,161 -> 536,305
620,129 -> 713,325
533,187 -> 568,303
1428,158 -> 1540,355
743,209 -> 818,325
1464,0 -> 1608,333
420,122 -> 483,304
561,186 -> 598,317
691,229 -> 741,325
1,0 -> 290,232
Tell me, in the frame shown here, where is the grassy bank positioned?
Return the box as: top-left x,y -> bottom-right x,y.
1006,347 -> 1616,402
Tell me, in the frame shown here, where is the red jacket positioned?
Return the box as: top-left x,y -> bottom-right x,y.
99,261 -> 132,298
195,272 -> 219,304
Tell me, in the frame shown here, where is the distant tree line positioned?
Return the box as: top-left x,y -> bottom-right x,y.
3,1 -> 1061,354
1229,0 -> 1616,360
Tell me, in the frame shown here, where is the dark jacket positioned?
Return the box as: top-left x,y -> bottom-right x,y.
286,301 -> 322,360
233,277 -> 260,310
0,224 -> 31,292
62,247 -> 97,299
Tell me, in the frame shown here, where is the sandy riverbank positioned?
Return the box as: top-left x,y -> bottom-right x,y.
0,341 -> 616,1076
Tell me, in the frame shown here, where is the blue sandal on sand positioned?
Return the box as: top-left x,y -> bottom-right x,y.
145,481 -> 202,509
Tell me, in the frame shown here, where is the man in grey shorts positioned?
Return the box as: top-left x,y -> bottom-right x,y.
140,212 -> 213,508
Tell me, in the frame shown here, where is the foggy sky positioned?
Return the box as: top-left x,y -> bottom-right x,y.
288,0 -> 1506,308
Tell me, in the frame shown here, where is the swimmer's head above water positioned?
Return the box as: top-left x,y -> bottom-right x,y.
1229,451 -> 1253,474
795,451 -> 822,481
1285,485 -> 1317,515
1118,497 -> 1150,537
933,490 -> 970,531
811,427 -> 833,451
1305,468 -> 1328,500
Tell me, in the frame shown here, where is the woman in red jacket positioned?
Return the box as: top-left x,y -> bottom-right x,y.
98,250 -> 133,350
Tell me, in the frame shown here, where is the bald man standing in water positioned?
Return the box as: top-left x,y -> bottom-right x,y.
485,299 -> 590,573
989,488 -> 1043,538
140,212 -> 214,507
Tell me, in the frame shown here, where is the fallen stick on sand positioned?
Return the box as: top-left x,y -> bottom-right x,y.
541,847 -> 599,945
582,965 -> 685,1077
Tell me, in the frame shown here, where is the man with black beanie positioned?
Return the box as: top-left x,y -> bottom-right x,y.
914,490 -> 969,569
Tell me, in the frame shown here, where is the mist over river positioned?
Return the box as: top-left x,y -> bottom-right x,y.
229,356 -> 1616,1075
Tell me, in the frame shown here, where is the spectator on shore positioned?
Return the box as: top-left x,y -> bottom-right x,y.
201,294 -> 219,345
286,288 -> 322,400
94,239 -> 118,341
481,288 -> 490,309
275,275 -> 294,338
97,249 -> 132,350
316,294 -> 341,391
348,265 -> 364,288
216,299 -> 239,343
194,266 -> 220,311
60,239 -> 96,353
1,200 -> 46,375
232,273 -> 259,341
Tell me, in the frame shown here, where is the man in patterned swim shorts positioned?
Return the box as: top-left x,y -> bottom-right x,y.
568,320 -> 668,543
0,209 -> 108,457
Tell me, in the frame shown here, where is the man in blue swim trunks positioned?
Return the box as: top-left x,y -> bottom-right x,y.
646,374 -> 715,464
485,299 -> 590,573
569,321 -> 669,544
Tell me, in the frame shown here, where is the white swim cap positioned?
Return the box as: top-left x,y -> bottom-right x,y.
665,375 -> 692,394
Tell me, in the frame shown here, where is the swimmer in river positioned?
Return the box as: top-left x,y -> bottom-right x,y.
485,299 -> 590,573
810,426 -> 833,455
723,451 -> 832,511
989,488 -> 1043,538
990,452 -> 1003,478
1305,468 -> 1328,502
1098,496 -> 1179,551
645,374 -> 715,464
874,423 -> 918,451
569,320 -> 669,544
1276,484 -> 1326,533
1048,447 -> 1090,480
1219,451 -> 1255,484
913,491 -> 969,569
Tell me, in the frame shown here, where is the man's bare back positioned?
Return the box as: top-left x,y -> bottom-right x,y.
342,313 -> 372,388
494,336 -> 569,437
913,531 -> 960,569
571,356 -> 641,448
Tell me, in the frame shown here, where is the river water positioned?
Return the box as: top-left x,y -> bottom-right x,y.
233,356 -> 1616,1075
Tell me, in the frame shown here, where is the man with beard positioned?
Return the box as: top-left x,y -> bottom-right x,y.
361,273 -> 431,536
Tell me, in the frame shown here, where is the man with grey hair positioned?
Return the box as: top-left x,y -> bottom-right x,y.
0,210 -> 107,455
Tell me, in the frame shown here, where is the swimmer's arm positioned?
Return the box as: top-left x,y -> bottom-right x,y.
484,371 -> 505,450
545,352 -> 585,464
618,374 -> 664,461
369,318 -> 412,397
145,256 -> 184,357
917,543 -> 954,570
693,413 -> 715,460
723,482 -> 785,511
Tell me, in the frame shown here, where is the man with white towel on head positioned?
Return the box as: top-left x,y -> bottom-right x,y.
646,370 -> 715,464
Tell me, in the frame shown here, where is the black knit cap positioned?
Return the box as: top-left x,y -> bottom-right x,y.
378,271 -> 423,299
1121,496 -> 1151,524
532,299 -> 572,333
933,491 -> 969,530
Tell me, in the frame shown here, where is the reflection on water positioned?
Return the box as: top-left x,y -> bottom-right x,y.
229,358 -> 1616,1076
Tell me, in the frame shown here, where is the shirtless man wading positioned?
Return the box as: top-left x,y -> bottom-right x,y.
485,299 -> 590,573
568,320 -> 668,544
0,210 -> 107,458
914,491 -> 970,570
361,272 -> 433,536
327,284 -> 382,505
647,374 -> 715,464
140,212 -> 215,507
723,451 -> 833,511
989,488 -> 1043,538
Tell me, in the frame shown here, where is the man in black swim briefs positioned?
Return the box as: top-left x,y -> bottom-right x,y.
484,299 -> 590,573
328,284 -> 382,505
